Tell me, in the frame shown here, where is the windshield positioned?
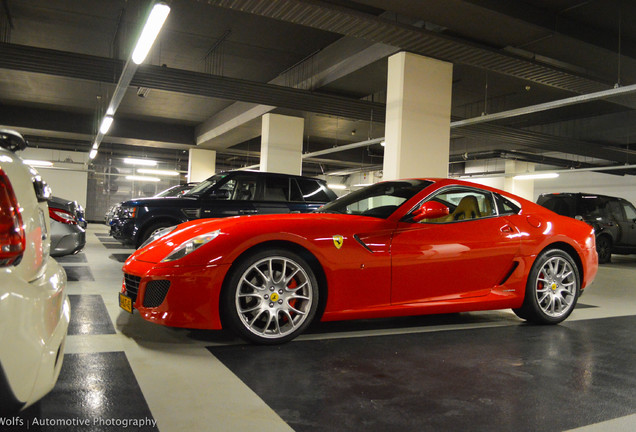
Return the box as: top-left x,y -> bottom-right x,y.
317,180 -> 433,219
183,173 -> 227,196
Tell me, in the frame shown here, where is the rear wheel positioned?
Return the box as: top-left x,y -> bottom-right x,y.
596,235 -> 612,264
513,249 -> 580,324
221,249 -> 319,344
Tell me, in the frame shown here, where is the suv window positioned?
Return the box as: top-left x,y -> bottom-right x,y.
264,176 -> 289,202
607,200 -> 623,221
537,195 -> 576,217
297,178 -> 330,202
577,196 -> 611,219
623,200 -> 636,220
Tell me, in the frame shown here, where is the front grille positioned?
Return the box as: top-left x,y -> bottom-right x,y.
124,274 -> 141,302
143,280 -> 171,308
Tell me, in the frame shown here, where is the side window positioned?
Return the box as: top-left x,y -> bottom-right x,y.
297,178 -> 330,202
232,176 -> 258,201
289,179 -> 304,202
211,174 -> 257,201
495,194 -> 521,215
607,200 -> 623,221
622,200 -> 636,221
419,188 -> 497,223
214,178 -> 236,200
264,176 -> 290,202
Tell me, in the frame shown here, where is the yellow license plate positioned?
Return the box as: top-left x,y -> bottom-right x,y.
119,293 -> 133,313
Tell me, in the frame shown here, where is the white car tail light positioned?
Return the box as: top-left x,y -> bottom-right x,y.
49,207 -> 77,225
0,168 -> 26,266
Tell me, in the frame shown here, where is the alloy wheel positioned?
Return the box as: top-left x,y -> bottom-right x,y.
234,256 -> 314,340
534,256 -> 577,318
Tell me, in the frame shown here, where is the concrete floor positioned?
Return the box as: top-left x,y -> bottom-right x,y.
16,224 -> 636,431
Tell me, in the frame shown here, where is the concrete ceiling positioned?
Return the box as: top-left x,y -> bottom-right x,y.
1,0 -> 636,176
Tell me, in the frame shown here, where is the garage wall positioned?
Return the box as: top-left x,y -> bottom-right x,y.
18,148 -> 89,208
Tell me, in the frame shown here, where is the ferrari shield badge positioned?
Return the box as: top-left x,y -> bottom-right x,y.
333,235 -> 344,249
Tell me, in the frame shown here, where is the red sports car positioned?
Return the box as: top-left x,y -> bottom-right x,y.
120,178 -> 598,344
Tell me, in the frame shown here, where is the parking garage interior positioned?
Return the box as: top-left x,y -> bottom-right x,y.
2,0 -> 636,431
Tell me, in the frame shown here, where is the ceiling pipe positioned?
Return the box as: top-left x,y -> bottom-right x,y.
301,137 -> 384,159
451,82 -> 636,129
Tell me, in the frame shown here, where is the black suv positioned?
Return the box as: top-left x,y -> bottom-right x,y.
537,192 -> 636,263
110,170 -> 338,247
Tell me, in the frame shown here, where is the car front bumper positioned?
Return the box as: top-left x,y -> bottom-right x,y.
0,257 -> 70,411
50,220 -> 86,257
110,219 -> 137,246
121,257 -> 231,329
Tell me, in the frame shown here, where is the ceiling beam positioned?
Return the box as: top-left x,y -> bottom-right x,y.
202,0 -> 612,94
196,37 -> 397,149
0,42 -> 385,123
459,0 -> 636,61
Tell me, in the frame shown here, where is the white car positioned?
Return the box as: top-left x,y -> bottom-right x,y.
0,130 -> 70,413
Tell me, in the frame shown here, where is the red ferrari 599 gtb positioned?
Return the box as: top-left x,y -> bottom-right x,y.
121,178 -> 598,344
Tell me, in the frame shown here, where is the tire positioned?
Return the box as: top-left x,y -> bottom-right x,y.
221,249 -> 319,344
137,221 -> 175,248
596,235 -> 612,264
513,249 -> 580,324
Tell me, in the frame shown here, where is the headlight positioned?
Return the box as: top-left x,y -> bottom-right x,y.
161,230 -> 221,262
139,225 -> 177,249
118,206 -> 137,219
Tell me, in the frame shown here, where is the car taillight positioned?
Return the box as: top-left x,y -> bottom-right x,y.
0,168 -> 26,266
49,207 -> 77,225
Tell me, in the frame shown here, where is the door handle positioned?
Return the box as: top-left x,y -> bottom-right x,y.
239,209 -> 258,215
500,225 -> 514,233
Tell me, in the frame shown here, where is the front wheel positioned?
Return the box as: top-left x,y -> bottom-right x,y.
513,249 -> 580,324
221,249 -> 319,344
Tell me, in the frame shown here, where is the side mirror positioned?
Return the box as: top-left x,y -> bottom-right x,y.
0,129 -> 28,152
412,201 -> 450,222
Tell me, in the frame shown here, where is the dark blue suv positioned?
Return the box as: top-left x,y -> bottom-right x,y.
109,170 -> 338,247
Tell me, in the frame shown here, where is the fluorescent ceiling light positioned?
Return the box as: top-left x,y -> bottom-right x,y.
327,184 -> 347,190
353,183 -> 373,187
126,175 -> 160,182
23,159 -> 53,167
132,3 -> 171,65
100,115 -> 114,134
137,168 -> 179,176
89,149 -> 98,159
124,158 -> 157,166
513,172 -> 559,180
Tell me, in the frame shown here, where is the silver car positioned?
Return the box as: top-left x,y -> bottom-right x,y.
48,196 -> 86,257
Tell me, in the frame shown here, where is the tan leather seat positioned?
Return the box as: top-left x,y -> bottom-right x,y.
451,195 -> 480,220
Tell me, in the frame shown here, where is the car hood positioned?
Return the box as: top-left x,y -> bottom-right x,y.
129,212 -> 392,265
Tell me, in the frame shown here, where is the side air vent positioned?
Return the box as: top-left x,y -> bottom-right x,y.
498,262 -> 520,286
182,208 -> 201,219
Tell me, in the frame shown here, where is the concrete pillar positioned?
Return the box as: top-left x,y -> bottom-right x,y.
260,113 -> 303,175
504,160 -> 535,201
383,52 -> 453,180
188,148 -> 216,182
